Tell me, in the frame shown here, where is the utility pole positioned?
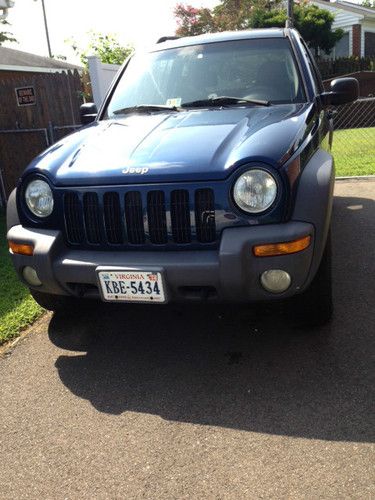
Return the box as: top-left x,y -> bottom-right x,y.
0,0 -> 15,21
286,0 -> 294,28
40,0 -> 53,58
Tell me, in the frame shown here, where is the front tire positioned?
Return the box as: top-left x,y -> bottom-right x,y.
289,231 -> 333,328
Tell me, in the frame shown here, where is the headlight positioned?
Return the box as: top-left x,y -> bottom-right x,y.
233,169 -> 277,214
25,179 -> 54,217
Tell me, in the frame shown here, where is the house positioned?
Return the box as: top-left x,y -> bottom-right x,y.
312,0 -> 375,58
0,46 -> 83,79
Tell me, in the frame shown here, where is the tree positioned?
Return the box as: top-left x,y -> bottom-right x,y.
212,0 -> 282,31
174,1 -> 343,55
70,32 -> 133,67
361,0 -> 375,8
0,19 -> 17,45
250,4 -> 343,54
175,0 -> 282,35
174,4 -> 216,36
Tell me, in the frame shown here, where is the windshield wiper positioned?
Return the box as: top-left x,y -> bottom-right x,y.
112,97 -> 269,116
181,96 -> 270,108
113,104 -> 182,115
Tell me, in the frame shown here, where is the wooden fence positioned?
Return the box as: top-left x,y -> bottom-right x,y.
317,57 -> 375,80
0,70 -> 83,204
0,130 -> 49,199
0,70 -> 82,129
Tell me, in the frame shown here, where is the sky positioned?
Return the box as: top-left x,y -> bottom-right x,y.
3,0 -> 218,63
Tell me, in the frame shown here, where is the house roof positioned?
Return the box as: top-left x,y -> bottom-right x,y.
0,46 -> 83,71
313,0 -> 375,20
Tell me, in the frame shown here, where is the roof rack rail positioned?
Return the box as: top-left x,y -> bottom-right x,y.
157,36 -> 180,44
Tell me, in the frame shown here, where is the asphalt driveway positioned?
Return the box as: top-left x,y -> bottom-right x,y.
0,179 -> 374,499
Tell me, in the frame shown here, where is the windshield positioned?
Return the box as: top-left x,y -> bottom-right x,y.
104,38 -> 305,118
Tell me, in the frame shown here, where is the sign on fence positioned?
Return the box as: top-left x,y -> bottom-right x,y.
15,86 -> 36,107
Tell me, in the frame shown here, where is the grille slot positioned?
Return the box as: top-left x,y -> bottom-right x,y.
64,192 -> 83,244
125,191 -> 145,244
103,192 -> 123,244
195,189 -> 216,243
147,191 -> 168,244
83,192 -> 101,244
171,190 -> 191,244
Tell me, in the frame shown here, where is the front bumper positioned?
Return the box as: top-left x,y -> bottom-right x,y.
7,222 -> 317,303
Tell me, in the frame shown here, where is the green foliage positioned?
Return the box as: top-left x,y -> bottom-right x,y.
0,19 -> 17,45
174,1 -> 343,54
174,5 -> 215,36
250,4 -> 344,54
0,217 -> 43,345
212,0 -> 282,31
70,32 -> 133,67
361,0 -> 375,8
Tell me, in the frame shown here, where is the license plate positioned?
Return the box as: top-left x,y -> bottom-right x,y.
97,270 -> 166,303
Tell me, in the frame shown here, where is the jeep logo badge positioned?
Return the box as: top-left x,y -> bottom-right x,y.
122,167 -> 149,175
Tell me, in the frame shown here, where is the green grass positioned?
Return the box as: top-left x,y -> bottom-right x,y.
332,127 -> 375,177
0,215 -> 43,345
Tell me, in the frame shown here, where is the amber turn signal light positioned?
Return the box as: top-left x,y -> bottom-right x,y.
8,241 -> 34,256
253,235 -> 311,257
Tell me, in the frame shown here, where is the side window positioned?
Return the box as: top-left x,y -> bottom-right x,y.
299,38 -> 324,95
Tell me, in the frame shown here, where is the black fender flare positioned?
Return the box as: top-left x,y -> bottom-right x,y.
6,188 -> 20,231
292,148 -> 334,282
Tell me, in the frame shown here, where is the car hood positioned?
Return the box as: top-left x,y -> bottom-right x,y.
27,103 -> 314,186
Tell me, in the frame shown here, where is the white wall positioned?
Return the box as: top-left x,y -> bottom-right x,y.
88,56 -> 121,108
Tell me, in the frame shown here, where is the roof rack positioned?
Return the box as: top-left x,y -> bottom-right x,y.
157,36 -> 180,44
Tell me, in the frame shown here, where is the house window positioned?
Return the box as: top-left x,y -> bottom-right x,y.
335,32 -> 350,58
364,32 -> 375,57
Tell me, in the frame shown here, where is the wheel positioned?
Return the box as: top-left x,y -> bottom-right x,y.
288,231 -> 333,328
29,289 -> 83,312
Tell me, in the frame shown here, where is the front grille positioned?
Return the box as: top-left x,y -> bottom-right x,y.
63,187 -> 216,248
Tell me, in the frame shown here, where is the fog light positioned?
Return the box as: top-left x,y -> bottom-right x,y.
22,266 -> 42,287
260,269 -> 291,293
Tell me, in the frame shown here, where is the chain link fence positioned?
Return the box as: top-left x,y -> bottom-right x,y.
331,98 -> 375,176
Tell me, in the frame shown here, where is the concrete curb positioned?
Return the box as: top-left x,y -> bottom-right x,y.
0,312 -> 49,358
336,175 -> 375,182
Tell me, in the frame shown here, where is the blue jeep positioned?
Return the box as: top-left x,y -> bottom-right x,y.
7,28 -> 358,326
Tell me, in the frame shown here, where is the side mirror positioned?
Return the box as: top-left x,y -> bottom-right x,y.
320,77 -> 359,107
80,102 -> 98,125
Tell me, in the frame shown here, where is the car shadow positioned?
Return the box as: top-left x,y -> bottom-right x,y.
49,194 -> 375,443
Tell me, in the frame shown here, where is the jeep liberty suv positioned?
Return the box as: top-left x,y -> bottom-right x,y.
6,29 -> 358,326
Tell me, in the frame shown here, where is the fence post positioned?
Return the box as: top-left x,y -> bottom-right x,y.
47,121 -> 54,145
88,56 -> 104,108
0,165 -> 7,209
